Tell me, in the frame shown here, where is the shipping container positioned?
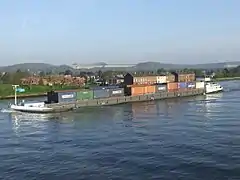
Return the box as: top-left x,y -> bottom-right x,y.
130,85 -> 156,96
167,82 -> 178,90
93,89 -> 110,99
109,88 -> 124,97
155,84 -> 167,92
131,86 -> 145,96
178,82 -> 187,89
145,85 -> 156,94
156,75 -> 167,84
57,91 -> 77,103
166,75 -> 176,83
196,81 -> 205,89
47,91 -> 58,103
187,82 -> 196,88
76,90 -> 94,100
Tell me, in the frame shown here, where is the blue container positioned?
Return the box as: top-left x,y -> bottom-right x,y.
93,89 -> 110,99
156,84 -> 167,92
57,91 -> 77,103
178,82 -> 187,89
109,88 -> 124,97
92,85 -> 119,90
187,82 -> 196,88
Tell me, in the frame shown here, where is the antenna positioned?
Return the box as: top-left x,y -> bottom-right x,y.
12,85 -> 19,105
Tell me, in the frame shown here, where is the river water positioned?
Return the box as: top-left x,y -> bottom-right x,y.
0,81 -> 239,180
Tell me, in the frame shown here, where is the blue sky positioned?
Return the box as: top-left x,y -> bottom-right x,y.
0,0 -> 239,65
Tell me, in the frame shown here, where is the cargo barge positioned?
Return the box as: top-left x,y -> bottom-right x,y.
45,88 -> 205,113
9,72 -> 221,113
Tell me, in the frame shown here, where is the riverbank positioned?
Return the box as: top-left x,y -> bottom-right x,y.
0,93 -> 46,100
215,77 -> 240,81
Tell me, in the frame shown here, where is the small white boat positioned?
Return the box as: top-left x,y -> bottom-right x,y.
10,101 -> 53,113
9,85 -> 53,113
198,76 -> 223,94
205,82 -> 223,94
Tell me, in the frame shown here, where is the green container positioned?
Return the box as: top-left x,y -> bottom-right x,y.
76,90 -> 94,100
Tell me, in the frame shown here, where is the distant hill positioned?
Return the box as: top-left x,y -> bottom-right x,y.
0,63 -> 74,73
0,61 -> 239,73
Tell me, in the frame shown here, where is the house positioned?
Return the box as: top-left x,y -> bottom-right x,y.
124,73 -> 158,86
20,76 -> 41,85
170,72 -> 195,82
108,76 -> 124,85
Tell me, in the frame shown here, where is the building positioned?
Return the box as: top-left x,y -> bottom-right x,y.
20,74 -> 86,86
124,73 -> 158,86
20,76 -> 41,85
170,72 -> 195,82
108,76 -> 124,85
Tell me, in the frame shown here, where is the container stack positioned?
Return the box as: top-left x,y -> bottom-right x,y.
123,72 -> 203,95
47,86 -> 125,104
47,90 -> 78,103
46,72 -> 205,105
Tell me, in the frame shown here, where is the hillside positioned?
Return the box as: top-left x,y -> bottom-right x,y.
0,61 -> 239,73
0,63 -> 74,73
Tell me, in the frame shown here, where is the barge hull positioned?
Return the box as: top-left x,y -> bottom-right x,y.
46,89 -> 205,113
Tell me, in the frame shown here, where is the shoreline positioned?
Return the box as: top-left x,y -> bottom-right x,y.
0,93 -> 46,100
215,77 -> 240,81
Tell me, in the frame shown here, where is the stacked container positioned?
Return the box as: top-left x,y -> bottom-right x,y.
109,88 -> 124,97
76,90 -> 94,101
155,84 -> 167,92
187,82 -> 196,89
178,82 -> 187,91
92,86 -> 124,99
47,90 -> 77,103
130,85 -> 156,96
58,91 -> 77,103
196,81 -> 205,89
167,82 -> 178,92
93,88 -> 110,99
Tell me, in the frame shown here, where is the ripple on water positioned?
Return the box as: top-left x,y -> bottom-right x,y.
0,83 -> 240,180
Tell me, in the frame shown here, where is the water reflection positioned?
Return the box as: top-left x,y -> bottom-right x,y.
9,112 -> 60,135
198,93 -> 224,120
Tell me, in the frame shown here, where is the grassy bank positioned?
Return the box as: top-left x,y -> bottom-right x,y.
215,77 -> 240,81
0,84 -> 83,100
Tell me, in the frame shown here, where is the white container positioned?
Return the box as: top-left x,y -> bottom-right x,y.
156,76 -> 167,84
196,81 -> 205,89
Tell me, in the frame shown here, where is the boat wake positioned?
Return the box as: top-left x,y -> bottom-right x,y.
0,108 -> 15,113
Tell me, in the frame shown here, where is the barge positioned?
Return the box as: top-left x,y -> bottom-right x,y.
9,72 -> 222,113
45,89 -> 205,113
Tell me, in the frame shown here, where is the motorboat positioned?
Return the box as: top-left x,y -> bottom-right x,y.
198,76 -> 223,94
9,85 -> 53,113
10,101 -> 53,113
205,82 -> 223,94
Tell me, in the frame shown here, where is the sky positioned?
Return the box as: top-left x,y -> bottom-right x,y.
0,0 -> 240,65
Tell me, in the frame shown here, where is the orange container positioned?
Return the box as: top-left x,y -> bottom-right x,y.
145,85 -> 156,94
131,86 -> 145,96
167,82 -> 178,90
131,85 -> 156,96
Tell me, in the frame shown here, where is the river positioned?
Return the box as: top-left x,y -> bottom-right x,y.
0,81 -> 239,180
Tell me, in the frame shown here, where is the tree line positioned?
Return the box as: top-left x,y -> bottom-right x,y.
1,66 -> 240,85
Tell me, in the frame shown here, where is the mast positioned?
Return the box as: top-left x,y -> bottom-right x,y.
12,85 -> 19,105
